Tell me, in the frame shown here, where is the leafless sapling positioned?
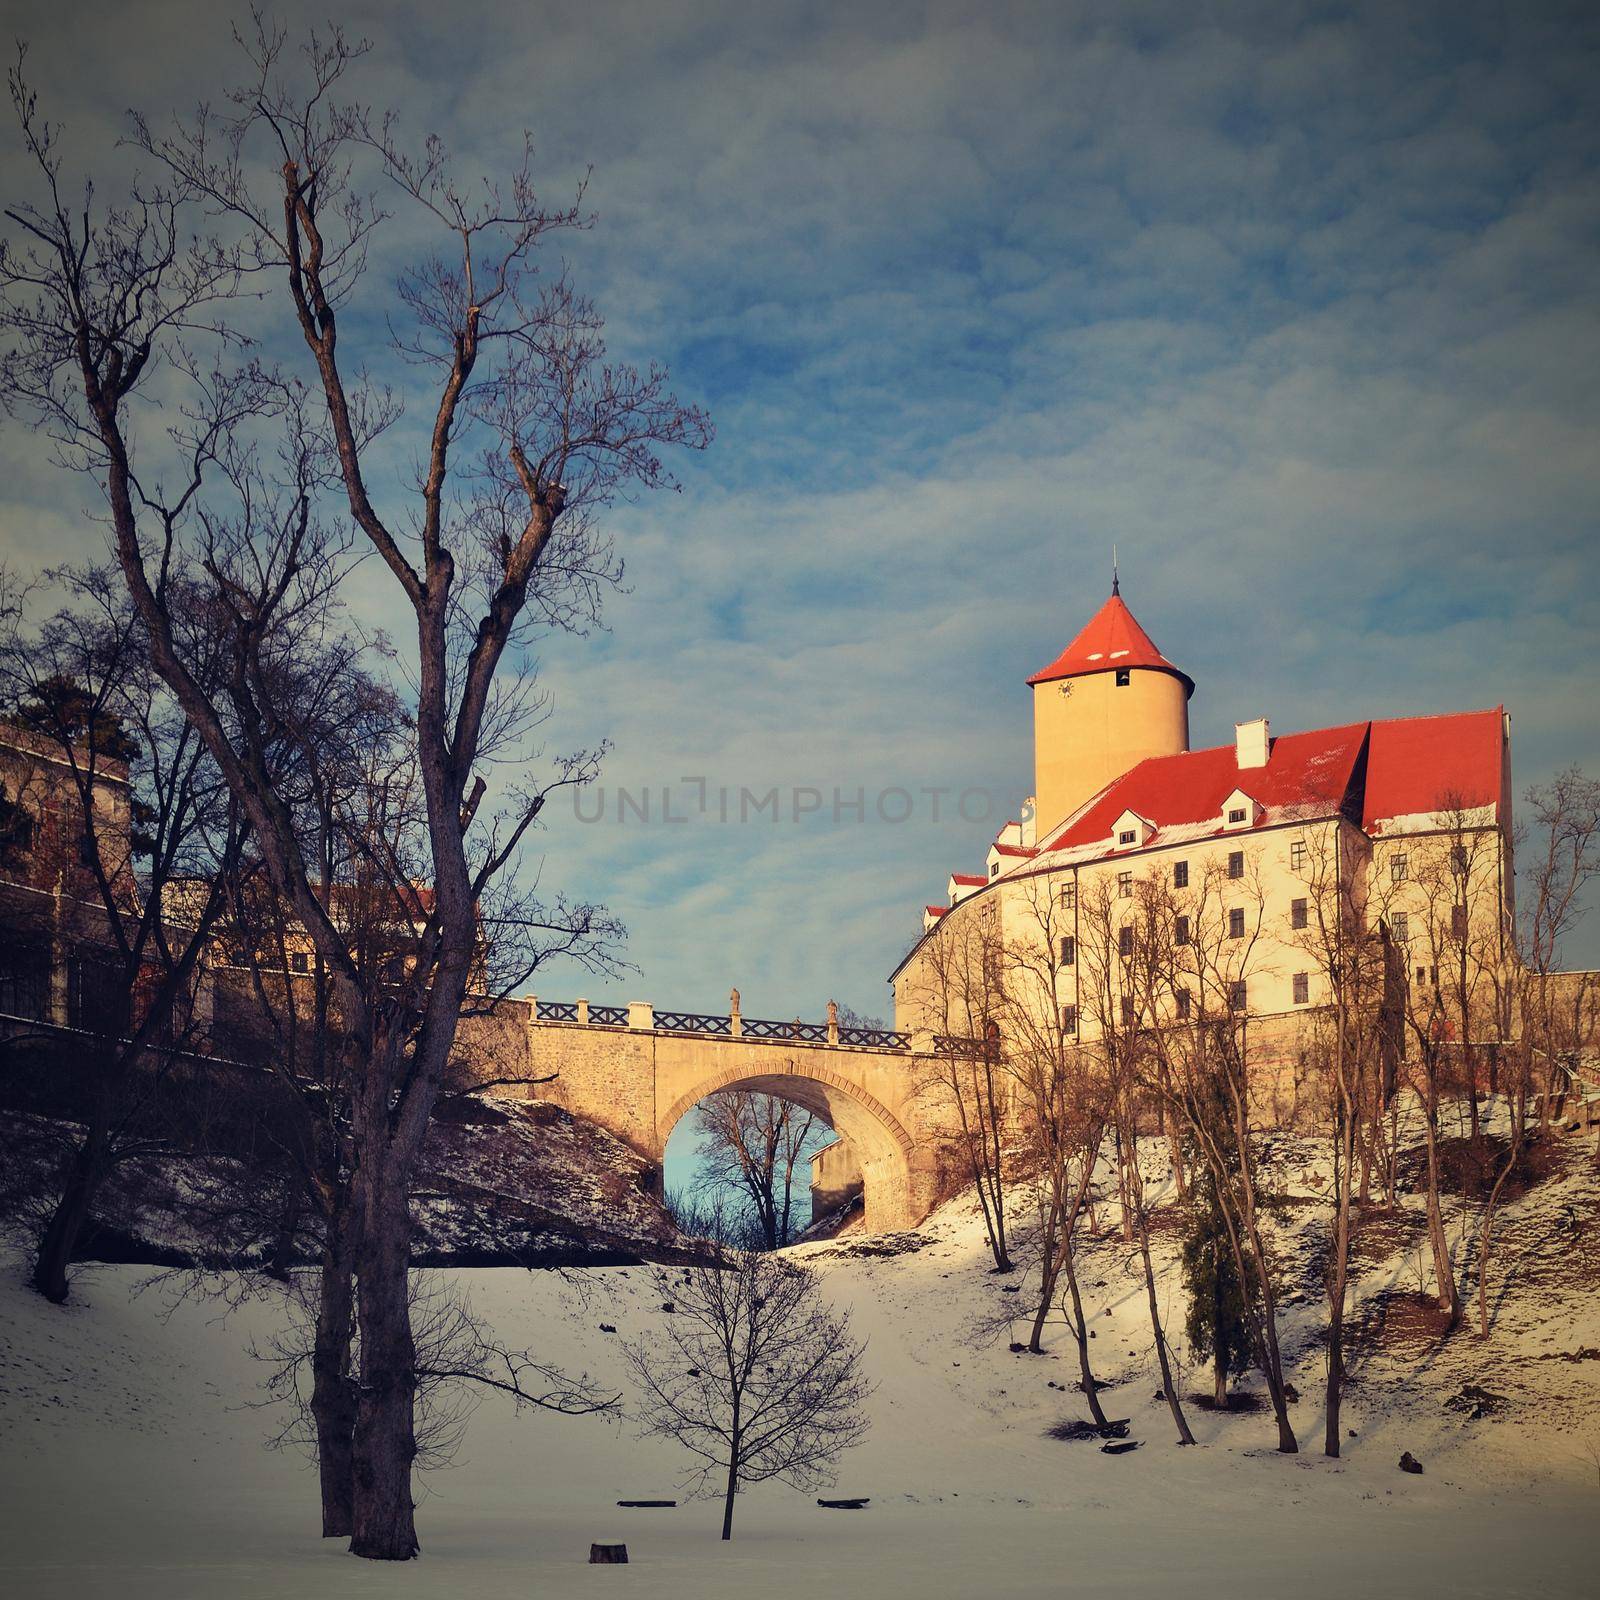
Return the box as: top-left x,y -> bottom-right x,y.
624,1224 -> 872,1540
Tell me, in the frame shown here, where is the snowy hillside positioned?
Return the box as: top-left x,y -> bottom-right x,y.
1,1121 -> 1596,1599
1,1096 -> 681,1272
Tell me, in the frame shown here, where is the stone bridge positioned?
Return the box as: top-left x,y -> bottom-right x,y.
515,994 -> 952,1230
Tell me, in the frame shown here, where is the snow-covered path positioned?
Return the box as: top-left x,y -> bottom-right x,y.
1,1200 -> 1593,1599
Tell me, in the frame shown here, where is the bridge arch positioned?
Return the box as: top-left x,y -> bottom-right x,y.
658,1059 -> 918,1233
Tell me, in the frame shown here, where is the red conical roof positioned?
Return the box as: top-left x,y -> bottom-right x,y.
1026,587 -> 1194,697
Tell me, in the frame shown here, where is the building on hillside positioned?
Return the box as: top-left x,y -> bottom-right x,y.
0,725 -> 140,1029
891,582 -> 1516,1119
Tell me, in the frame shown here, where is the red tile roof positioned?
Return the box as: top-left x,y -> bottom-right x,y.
1043,722 -> 1369,852
992,843 -> 1036,858
1037,708 -> 1506,856
924,905 -> 948,918
950,873 -> 988,886
1027,589 -> 1194,697
1361,709 -> 1505,831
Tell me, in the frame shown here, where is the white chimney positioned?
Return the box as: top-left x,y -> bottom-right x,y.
1235,717 -> 1270,770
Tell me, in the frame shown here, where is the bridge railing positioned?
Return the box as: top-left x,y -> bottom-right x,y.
527,995 -> 910,1052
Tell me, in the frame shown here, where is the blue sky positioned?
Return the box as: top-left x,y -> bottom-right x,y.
3,0 -> 1598,1023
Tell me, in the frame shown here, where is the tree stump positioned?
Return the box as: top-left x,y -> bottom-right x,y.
590,1543 -> 629,1563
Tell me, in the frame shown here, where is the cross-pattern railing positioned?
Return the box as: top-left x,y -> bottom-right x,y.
742,1016 -> 828,1042
654,1010 -> 733,1036
526,997 -> 913,1051
840,1025 -> 910,1049
933,1032 -> 998,1057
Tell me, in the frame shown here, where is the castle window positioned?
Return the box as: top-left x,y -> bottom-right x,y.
1121,995 -> 1135,1024
1391,852 -> 1408,883
1175,988 -> 1191,1020
1293,972 -> 1309,1006
1174,914 -> 1190,947
1291,898 -> 1308,931
0,787 -> 35,860
1227,850 -> 1244,880
1061,1005 -> 1077,1035
1115,668 -> 1131,687
1059,883 -> 1076,911
1450,844 -> 1469,876
1416,966 -> 1427,986
290,951 -> 310,974
1290,839 -> 1307,873
1059,935 -> 1076,967
1118,871 -> 1133,899
1118,925 -> 1135,958
1393,912 -> 1409,943
990,862 -> 999,878
1229,980 -> 1248,1012
0,944 -> 49,1020
1228,907 -> 1245,939
1118,829 -> 1136,847
1173,859 -> 1188,889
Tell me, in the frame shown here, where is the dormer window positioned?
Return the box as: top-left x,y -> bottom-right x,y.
1221,789 -> 1259,831
990,862 -> 999,878
1112,810 -> 1153,851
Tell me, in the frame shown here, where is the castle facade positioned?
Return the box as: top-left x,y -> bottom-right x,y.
891,584 -> 1515,1117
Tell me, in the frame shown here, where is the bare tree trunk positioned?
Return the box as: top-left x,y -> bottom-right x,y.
32,1102 -> 112,1305
1124,1114 -> 1195,1446
1419,1088 -> 1461,1327
721,1420 -> 739,1540
1029,1199 -> 1061,1353
1059,1248 -> 1108,1428
349,1158 -> 419,1560
32,1144 -> 100,1304
1323,1112 -> 1355,1457
312,1210 -> 359,1538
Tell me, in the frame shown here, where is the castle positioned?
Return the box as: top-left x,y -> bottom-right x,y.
890,581 -> 1515,1116
0,583 -> 1549,1232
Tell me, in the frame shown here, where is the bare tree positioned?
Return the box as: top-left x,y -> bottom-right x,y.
1519,770 -> 1600,1137
694,1089 -> 820,1250
918,904 -> 1013,1271
1472,770 -> 1600,1336
1078,870 -> 1194,1446
1385,825 -> 1471,1332
1288,824 -> 1384,1455
1137,856 -> 1300,1453
995,875 -> 1109,1417
624,1223 -> 872,1540
1,24 -> 706,1559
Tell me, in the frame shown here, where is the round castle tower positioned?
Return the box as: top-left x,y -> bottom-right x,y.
1027,579 -> 1193,839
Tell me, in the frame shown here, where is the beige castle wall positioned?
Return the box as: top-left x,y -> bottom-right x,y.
1031,667 -> 1189,839
894,806 -> 1513,1130
809,1138 -> 865,1219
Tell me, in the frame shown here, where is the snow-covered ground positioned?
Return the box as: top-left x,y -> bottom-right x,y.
2,1129 -> 1597,1599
